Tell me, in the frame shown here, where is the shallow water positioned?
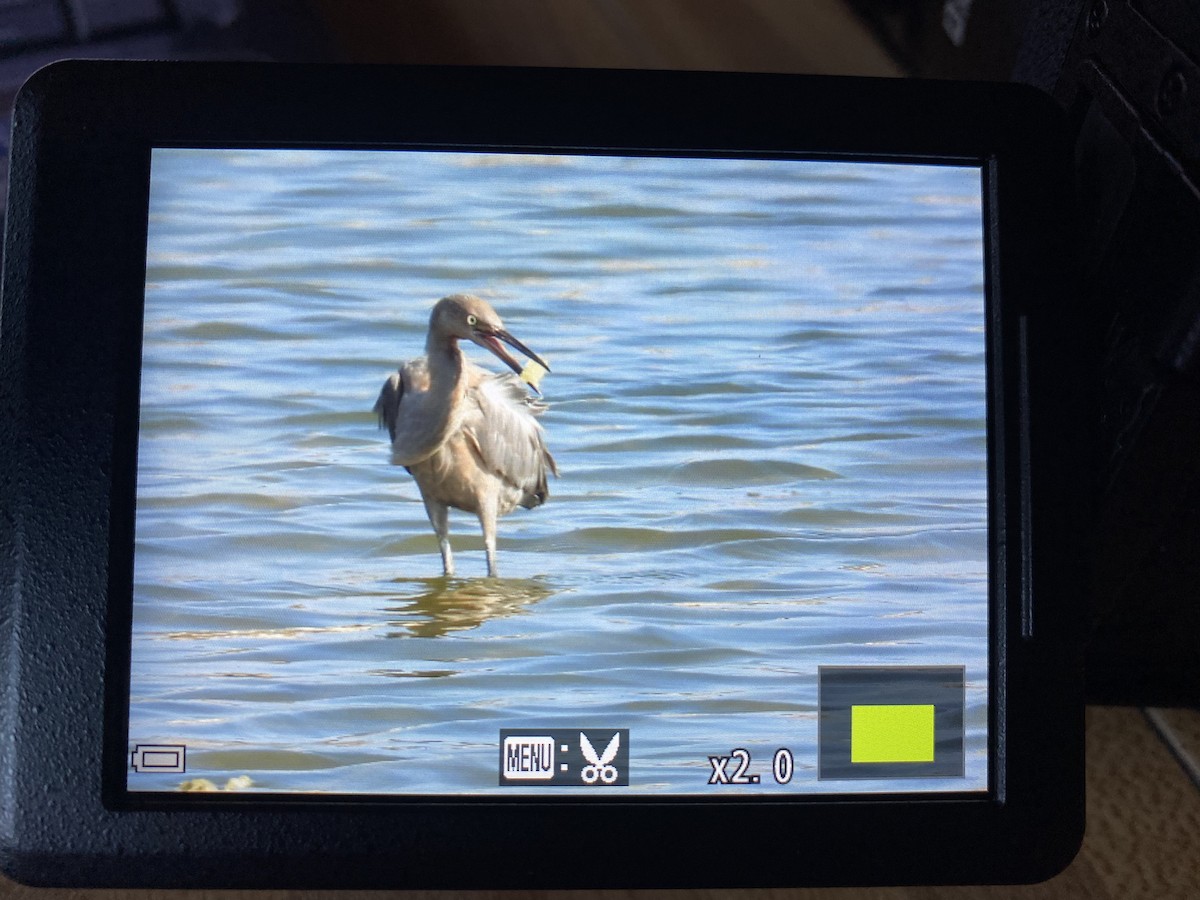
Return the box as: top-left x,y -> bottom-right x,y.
129,150 -> 988,795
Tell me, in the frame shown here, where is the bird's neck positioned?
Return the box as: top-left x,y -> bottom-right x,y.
424,336 -> 468,434
389,340 -> 465,467
425,334 -> 465,389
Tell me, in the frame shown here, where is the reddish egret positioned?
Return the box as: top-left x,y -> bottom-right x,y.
374,294 -> 557,577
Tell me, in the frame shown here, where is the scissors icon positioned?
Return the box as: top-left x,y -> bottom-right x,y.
579,732 -> 621,784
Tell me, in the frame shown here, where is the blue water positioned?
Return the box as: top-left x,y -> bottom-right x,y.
129,149 -> 988,795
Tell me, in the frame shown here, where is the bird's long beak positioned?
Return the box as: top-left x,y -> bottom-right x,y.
474,327 -> 551,377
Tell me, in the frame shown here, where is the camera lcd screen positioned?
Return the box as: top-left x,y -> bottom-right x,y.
126,148 -> 988,798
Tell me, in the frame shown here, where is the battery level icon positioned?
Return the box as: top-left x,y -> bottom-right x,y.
130,744 -> 187,774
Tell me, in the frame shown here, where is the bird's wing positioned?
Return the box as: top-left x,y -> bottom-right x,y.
374,358 -> 433,444
373,370 -> 404,441
462,367 -> 558,500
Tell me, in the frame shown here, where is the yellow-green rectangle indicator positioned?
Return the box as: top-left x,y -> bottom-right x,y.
850,704 -> 935,764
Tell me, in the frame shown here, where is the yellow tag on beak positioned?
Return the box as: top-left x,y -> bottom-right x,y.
520,359 -> 548,390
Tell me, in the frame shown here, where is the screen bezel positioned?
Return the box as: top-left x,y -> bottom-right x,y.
0,61 -> 1084,888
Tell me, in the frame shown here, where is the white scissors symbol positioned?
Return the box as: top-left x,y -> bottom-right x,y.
579,732 -> 620,784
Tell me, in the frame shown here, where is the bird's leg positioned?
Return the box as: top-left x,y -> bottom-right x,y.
478,495 -> 499,578
423,498 -> 454,577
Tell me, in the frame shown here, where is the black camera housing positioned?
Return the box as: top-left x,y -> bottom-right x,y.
0,61 -> 1083,888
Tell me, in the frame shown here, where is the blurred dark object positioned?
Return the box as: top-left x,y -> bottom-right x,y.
0,0 -> 334,210
854,0 -> 1200,706
303,0 -> 901,75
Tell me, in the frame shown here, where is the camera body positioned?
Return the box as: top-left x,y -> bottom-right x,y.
0,62 -> 1083,888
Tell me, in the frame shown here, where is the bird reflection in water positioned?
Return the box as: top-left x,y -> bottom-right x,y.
382,576 -> 554,639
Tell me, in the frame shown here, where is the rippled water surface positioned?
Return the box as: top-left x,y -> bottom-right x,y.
129,149 -> 988,795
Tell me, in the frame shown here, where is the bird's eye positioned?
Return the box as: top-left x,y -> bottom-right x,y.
467,314 -> 477,327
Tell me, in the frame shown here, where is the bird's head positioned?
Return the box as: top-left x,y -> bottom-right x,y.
431,294 -> 551,379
